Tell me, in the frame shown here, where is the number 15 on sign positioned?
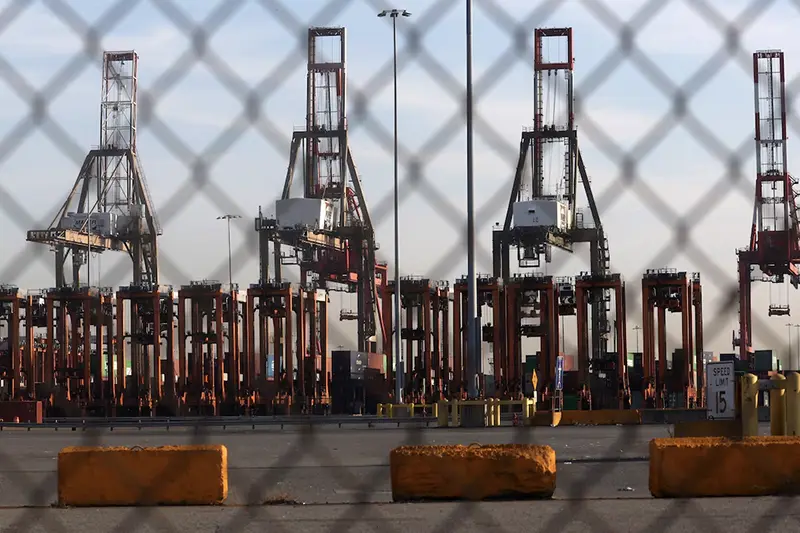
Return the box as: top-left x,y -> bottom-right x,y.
706,361 -> 735,420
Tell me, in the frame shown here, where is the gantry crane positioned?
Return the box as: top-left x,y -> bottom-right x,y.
255,27 -> 387,359
492,28 -> 619,395
735,49 -> 800,365
27,50 -> 161,288
25,51 -> 163,415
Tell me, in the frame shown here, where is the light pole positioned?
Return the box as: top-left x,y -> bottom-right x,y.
217,214 -> 241,289
633,325 -> 642,353
464,0 -> 479,399
378,8 -> 411,402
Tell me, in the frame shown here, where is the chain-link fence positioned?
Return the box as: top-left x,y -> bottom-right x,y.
1,0 -> 799,530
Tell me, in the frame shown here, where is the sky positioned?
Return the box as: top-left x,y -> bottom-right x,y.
2,0 -> 800,368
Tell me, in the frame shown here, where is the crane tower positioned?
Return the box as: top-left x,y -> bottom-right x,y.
256,27 -> 387,352
736,49 -> 800,363
27,50 -> 162,288
493,28 -> 614,377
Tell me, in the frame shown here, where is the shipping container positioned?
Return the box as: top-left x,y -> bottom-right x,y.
512,199 -> 570,231
367,352 -> 386,374
754,351 -> 774,372
275,198 -> 336,231
59,212 -> 118,236
563,394 -> 578,410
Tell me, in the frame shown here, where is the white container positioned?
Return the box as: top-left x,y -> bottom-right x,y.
275,198 -> 336,231
59,212 -> 117,236
513,200 -> 571,231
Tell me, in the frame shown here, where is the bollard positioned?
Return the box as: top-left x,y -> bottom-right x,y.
522,398 -> 532,426
494,399 -> 501,427
451,399 -> 460,427
387,404 -> 394,419
377,404 -> 384,418
432,402 -> 438,419
741,373 -> 759,437
409,403 -> 415,418
787,372 -> 800,436
770,373 -> 787,436
437,400 -> 449,427
490,399 -> 498,427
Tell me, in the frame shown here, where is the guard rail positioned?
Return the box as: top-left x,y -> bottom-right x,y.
0,415 -> 436,431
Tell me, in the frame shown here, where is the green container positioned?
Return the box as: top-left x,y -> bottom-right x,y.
563,394 -> 579,411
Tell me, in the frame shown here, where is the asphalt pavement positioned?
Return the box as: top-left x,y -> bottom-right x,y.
0,423 -> 794,532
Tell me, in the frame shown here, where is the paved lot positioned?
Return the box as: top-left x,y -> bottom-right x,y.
0,423 -> 793,532
0,424 -> 662,506
0,499 -> 799,533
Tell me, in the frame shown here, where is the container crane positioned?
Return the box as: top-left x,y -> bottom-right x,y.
492,28 -> 622,399
255,27 -> 387,363
735,49 -> 800,365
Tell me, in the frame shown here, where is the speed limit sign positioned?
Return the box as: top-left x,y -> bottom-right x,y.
706,361 -> 735,420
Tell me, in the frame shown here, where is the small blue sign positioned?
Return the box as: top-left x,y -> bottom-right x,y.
555,355 -> 564,391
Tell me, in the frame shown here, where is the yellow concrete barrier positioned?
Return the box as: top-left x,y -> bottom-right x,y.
531,410 -> 561,427
672,420 -> 742,438
560,409 -> 641,426
390,444 -> 556,501
649,437 -> 800,498
58,445 -> 228,506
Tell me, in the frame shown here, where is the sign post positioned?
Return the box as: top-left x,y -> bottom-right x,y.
706,360 -> 735,420
555,356 -> 564,392
553,356 -> 565,413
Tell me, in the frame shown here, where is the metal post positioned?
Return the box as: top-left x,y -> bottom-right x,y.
227,218 -> 233,287
217,214 -> 241,290
634,325 -> 641,353
794,324 -> 800,371
378,8 -> 411,403
392,14 -> 401,402
465,0 -> 479,399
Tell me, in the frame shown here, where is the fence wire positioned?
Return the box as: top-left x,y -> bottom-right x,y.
0,0 -> 799,531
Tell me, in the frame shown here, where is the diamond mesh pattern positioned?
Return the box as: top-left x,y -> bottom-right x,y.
0,0 -> 798,530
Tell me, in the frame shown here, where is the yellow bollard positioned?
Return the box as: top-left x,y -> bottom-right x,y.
523,398 -> 533,426
490,399 -> 498,426
741,373 -> 759,437
494,399 -> 501,427
770,373 -> 787,436
787,372 -> 800,436
387,403 -> 394,419
437,400 -> 449,427
451,399 -> 460,427
377,404 -> 384,417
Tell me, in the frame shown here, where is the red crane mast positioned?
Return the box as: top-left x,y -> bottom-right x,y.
736,49 -> 800,364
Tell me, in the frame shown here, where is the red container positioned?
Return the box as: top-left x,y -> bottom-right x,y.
367,352 -> 386,374
0,401 -> 43,423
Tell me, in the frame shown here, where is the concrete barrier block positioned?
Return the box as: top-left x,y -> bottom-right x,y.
58,445 -> 228,506
650,437 -> 800,498
390,444 -> 556,502
560,409 -> 641,426
531,411 -> 561,427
